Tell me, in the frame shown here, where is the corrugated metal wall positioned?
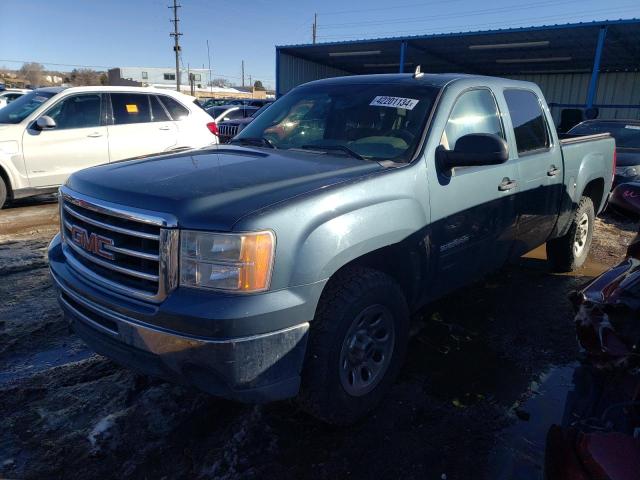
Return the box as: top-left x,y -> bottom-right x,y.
277,53 -> 640,121
509,72 -> 640,121
277,52 -> 351,95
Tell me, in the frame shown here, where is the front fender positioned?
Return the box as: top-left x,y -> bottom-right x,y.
289,196 -> 428,286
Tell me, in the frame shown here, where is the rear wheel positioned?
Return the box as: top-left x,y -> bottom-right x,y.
546,196 -> 595,272
298,266 -> 409,425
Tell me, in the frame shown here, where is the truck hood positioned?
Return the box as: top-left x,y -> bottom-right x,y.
66,145 -> 383,231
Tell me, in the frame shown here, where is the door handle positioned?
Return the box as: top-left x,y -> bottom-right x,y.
498,177 -> 517,191
87,132 -> 103,138
159,125 -> 172,131
547,166 -> 560,177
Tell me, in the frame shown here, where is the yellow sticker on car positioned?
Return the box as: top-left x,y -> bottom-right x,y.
126,104 -> 139,113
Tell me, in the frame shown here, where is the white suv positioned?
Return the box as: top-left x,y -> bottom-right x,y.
0,86 -> 218,207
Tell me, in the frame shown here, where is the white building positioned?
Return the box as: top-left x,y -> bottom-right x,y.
108,66 -> 212,89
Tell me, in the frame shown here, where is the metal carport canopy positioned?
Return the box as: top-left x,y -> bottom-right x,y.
276,18 -> 640,96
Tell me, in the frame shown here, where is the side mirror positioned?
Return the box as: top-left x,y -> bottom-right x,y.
36,116 -> 57,130
437,133 -> 509,169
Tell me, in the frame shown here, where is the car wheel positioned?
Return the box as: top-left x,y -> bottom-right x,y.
0,176 -> 7,209
298,266 -> 409,425
546,196 -> 595,272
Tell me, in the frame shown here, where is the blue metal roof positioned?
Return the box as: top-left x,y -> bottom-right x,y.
277,18 -> 640,76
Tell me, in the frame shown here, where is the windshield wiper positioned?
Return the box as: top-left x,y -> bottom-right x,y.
229,137 -> 276,149
300,144 -> 365,161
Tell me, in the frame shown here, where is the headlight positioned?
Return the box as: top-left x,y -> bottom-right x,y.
616,166 -> 639,177
180,230 -> 275,292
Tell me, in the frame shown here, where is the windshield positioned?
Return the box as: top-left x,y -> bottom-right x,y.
234,83 -> 439,162
0,90 -> 57,124
569,121 -> 640,149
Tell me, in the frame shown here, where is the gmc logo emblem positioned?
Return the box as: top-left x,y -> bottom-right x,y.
70,225 -> 115,260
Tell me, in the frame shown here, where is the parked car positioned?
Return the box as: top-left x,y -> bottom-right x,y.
568,119 -> 640,187
201,98 -> 231,109
0,86 -> 218,207
546,182 -> 640,480
48,73 -> 614,424
217,104 -> 271,143
0,89 -> 31,109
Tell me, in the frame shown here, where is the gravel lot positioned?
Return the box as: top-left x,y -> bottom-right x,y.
1,196 -> 638,480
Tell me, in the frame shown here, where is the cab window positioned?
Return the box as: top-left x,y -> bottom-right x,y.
440,89 -> 504,150
503,89 -> 550,154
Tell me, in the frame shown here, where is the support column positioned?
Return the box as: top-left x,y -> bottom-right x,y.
586,26 -> 607,108
399,41 -> 407,73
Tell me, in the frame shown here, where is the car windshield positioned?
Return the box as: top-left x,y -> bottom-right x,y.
569,121 -> 640,149
0,90 -> 58,124
234,83 -> 439,162
251,104 -> 270,118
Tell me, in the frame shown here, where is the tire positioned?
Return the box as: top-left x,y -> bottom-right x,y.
298,266 -> 410,425
0,176 -> 6,209
546,196 -> 595,272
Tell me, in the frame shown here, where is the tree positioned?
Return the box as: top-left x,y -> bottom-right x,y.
69,68 -> 105,86
211,77 -> 232,88
19,62 -> 44,87
253,80 -> 266,91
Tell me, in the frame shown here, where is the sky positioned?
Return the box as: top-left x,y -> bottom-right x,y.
1,0 -> 639,89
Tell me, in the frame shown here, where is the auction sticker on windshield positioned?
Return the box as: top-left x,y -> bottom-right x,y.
370,96 -> 419,110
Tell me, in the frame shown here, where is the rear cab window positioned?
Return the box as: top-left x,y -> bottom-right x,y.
503,89 -> 551,155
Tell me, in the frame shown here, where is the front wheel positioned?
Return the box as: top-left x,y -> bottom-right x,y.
298,266 -> 409,425
546,196 -> 595,272
0,176 -> 7,209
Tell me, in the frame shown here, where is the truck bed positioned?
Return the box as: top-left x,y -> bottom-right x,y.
557,132 -> 611,145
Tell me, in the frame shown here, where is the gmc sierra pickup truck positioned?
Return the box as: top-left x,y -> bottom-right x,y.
48,73 -> 615,424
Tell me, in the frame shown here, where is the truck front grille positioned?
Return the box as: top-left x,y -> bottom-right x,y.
59,186 -> 178,303
218,124 -> 238,143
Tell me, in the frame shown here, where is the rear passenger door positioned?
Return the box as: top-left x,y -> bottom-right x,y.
428,88 -> 519,296
502,89 -> 563,256
106,93 -> 178,161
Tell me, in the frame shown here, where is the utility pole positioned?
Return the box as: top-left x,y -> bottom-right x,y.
241,60 -> 245,87
206,39 -> 212,95
312,13 -> 317,44
169,0 -> 182,92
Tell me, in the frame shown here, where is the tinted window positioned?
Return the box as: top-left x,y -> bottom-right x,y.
441,89 -> 503,150
150,95 -> 171,122
0,90 -> 57,124
46,94 -> 101,129
159,96 -> 189,120
504,90 -> 550,154
223,109 -> 244,120
569,121 -> 640,149
111,93 -> 151,125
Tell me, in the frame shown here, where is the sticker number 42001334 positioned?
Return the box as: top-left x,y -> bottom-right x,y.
370,96 -> 419,110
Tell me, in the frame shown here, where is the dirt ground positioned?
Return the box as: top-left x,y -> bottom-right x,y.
1,196 -> 638,480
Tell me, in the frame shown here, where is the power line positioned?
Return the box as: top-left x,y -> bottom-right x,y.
318,0 -> 466,16
319,0 -> 592,29
316,7 -> 640,40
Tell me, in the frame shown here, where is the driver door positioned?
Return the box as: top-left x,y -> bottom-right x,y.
22,93 -> 109,187
427,88 -> 519,297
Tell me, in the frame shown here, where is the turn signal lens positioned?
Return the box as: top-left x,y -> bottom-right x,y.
180,230 -> 275,292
